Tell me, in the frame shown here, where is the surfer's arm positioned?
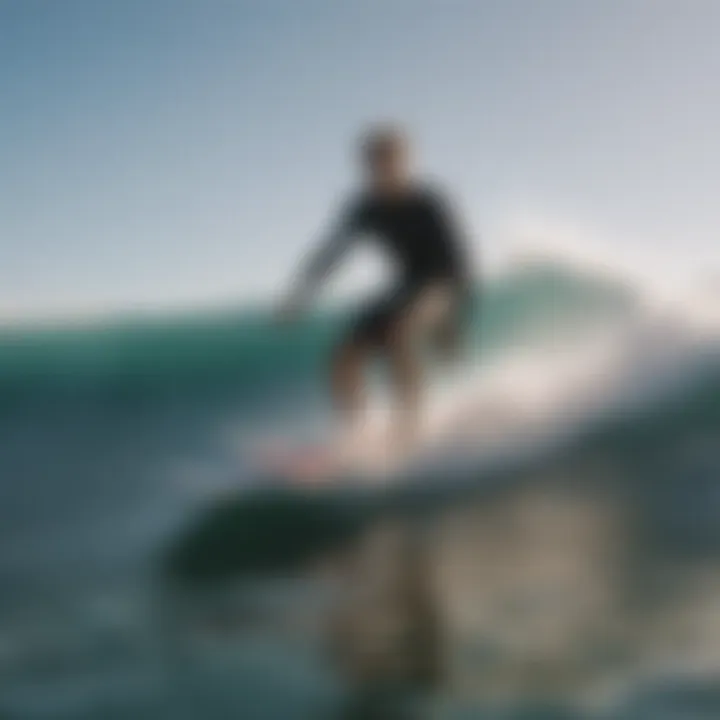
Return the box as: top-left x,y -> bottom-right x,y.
281,201 -> 364,313
426,187 -> 473,282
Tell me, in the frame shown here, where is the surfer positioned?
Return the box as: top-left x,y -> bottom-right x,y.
278,125 -> 474,459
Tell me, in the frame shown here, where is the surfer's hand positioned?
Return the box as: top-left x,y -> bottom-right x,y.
275,297 -> 303,324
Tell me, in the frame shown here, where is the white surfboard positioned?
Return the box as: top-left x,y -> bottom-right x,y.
248,376 -> 518,485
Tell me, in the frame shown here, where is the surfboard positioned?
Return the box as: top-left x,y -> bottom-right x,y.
245,353 -> 549,487
253,440 -> 346,485
249,409 -> 417,485
250,401 -> 469,486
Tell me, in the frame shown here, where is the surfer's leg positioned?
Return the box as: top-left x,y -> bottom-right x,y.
331,339 -> 369,421
335,291 -> 397,420
386,318 -> 423,451
330,338 -> 374,468
384,282 -> 454,450
339,287 -> 426,459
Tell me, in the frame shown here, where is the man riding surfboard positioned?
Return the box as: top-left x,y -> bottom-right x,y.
278,125 -> 475,467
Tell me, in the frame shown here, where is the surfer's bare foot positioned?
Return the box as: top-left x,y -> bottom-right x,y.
382,415 -> 418,469
332,419 -> 368,473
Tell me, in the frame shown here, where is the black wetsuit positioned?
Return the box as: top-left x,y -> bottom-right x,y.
299,183 -> 472,345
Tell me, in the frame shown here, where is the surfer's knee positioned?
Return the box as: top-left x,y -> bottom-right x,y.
331,340 -> 365,376
330,341 -> 368,396
330,341 -> 368,416
387,336 -> 421,394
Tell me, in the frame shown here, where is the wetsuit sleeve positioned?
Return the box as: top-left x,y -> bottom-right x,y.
425,188 -> 479,349
287,198 -> 367,307
425,187 -> 473,284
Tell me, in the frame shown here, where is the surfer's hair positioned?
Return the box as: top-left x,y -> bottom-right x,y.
360,123 -> 408,165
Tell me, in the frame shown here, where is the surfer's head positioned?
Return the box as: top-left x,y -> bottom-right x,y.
359,123 -> 411,194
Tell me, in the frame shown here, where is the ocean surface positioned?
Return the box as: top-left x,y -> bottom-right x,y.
0,258 -> 718,719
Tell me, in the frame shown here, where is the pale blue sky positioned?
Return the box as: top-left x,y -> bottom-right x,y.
2,0 -> 719,319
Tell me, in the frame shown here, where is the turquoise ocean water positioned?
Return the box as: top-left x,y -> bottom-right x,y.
0,260 -> 718,718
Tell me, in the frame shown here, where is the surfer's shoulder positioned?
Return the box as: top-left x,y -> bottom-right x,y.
413,179 -> 453,209
338,189 -> 368,216
337,190 -> 374,232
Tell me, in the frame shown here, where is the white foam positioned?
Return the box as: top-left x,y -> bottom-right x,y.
372,270 -> 718,481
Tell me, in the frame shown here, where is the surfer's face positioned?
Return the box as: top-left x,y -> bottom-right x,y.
363,132 -> 410,194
